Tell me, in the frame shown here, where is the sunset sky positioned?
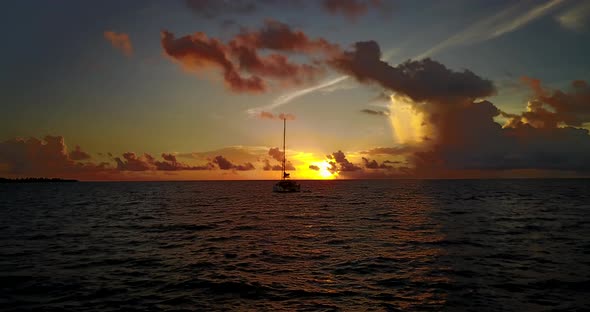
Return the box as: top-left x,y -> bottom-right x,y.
1,0 -> 590,180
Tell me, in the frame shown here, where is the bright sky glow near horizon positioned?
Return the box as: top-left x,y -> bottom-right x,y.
1,0 -> 590,180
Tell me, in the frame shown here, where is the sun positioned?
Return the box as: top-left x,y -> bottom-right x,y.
310,160 -> 336,179
291,152 -> 337,180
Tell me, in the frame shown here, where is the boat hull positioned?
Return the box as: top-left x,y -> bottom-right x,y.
273,181 -> 301,193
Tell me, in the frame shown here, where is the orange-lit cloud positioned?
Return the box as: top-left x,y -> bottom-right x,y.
504,77 -> 590,129
104,31 -> 133,57
184,0 -> 386,20
322,0 -> 386,20
254,111 -> 296,120
161,20 -> 339,93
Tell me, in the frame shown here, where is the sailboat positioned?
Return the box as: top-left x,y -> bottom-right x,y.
273,117 -> 301,193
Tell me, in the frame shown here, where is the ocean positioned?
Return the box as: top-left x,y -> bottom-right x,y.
1,179 -> 589,311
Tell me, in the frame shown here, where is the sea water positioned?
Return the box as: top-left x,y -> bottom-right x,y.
1,180 -> 589,311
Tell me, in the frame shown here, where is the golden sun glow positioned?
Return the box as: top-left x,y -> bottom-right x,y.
312,160 -> 336,179
389,95 -> 424,144
291,152 -> 336,179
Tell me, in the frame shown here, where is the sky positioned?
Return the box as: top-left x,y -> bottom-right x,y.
1,0 -> 590,180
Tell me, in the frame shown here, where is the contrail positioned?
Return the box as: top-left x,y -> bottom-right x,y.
416,0 -> 566,59
247,47 -> 401,115
247,76 -> 349,116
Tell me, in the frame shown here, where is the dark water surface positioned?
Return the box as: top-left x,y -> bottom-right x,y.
1,180 -> 589,311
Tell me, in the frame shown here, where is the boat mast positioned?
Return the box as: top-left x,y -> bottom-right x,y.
282,117 -> 286,180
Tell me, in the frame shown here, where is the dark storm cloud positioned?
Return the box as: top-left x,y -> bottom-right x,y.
0,136 -> 110,178
409,97 -> 590,176
331,41 -> 496,103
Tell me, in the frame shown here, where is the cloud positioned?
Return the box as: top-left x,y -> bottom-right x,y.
104,31 -> 133,57
557,1 -> 590,31
504,78 -> 590,129
321,0 -> 387,20
115,152 -> 155,171
212,155 -> 255,171
309,164 -> 320,171
253,111 -> 296,120
327,150 -> 362,173
155,153 -> 214,171
264,147 -> 295,170
360,108 -> 389,116
161,30 -> 265,93
69,145 -> 91,160
0,136 -> 110,178
402,76 -> 590,176
161,20 -> 339,93
184,0 -> 385,20
361,157 -> 392,169
114,152 -> 214,172
361,145 -> 417,156
331,41 -> 496,103
184,0 -> 259,18
268,147 -> 283,162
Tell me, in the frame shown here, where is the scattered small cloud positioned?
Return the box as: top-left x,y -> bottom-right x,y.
361,108 -> 389,116
104,31 -> 133,57
184,0 -> 386,20
253,111 -> 296,120
321,0 -> 389,21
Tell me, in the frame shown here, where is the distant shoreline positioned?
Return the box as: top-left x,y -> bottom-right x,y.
0,177 -> 78,183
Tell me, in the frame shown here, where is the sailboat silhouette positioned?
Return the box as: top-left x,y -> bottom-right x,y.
273,117 -> 301,193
